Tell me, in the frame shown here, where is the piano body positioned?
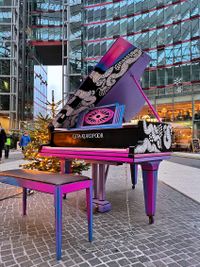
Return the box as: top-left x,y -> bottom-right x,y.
40,38 -> 172,224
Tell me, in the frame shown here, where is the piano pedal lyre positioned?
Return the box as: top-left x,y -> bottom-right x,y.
83,204 -> 98,214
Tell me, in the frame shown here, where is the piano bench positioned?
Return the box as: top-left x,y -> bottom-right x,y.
0,169 -> 93,261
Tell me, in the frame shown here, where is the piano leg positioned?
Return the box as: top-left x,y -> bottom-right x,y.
141,160 -> 161,224
60,160 -> 72,199
22,188 -> 27,216
93,164 -> 111,213
92,164 -> 98,200
65,160 -> 72,173
130,164 -> 138,189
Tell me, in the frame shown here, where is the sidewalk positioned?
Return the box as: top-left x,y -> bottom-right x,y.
0,151 -> 200,267
172,151 -> 200,160
159,160 -> 200,203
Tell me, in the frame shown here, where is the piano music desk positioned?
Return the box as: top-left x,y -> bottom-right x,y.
40,146 -> 171,224
0,169 -> 93,260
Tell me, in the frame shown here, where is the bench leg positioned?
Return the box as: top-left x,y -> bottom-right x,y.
54,186 -> 62,260
86,184 -> 93,242
22,188 -> 27,216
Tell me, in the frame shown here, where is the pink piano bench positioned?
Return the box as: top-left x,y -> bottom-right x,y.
0,169 -> 93,260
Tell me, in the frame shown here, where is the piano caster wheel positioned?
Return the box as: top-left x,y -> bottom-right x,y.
132,185 -> 135,189
149,216 -> 154,224
93,205 -> 99,213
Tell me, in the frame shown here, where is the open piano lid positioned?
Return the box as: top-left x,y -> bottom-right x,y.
53,37 -> 151,129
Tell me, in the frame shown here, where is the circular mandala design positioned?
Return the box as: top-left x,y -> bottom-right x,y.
84,108 -> 114,125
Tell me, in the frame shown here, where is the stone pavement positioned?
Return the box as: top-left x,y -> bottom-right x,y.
1,152 -> 200,267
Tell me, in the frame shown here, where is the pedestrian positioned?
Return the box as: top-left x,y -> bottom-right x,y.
5,135 -> 11,159
19,131 -> 33,195
19,131 -> 31,150
0,123 -> 7,162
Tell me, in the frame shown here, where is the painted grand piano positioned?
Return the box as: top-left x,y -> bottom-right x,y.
40,38 -> 172,224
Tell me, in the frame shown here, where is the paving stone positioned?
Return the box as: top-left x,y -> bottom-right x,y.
88,257 -> 102,265
99,256 -> 110,263
78,263 -> 90,267
117,258 -> 131,266
36,263 -> 51,267
176,260 -> 191,267
143,263 -> 156,267
153,260 -> 167,267
20,260 -> 34,267
167,263 -> 181,267
1,255 -> 14,262
62,260 -> 76,267
138,256 -> 151,263
4,260 -> 16,266
81,253 -> 95,260
1,165 -> 200,267
73,256 -> 85,264
131,263 -> 145,267
107,261 -> 120,267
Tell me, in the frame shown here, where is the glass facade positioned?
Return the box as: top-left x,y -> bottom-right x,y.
83,0 -> 200,88
0,0 -> 49,129
29,0 -> 63,41
29,0 -> 82,95
34,65 -> 47,118
82,0 -> 200,140
0,1 -> 20,130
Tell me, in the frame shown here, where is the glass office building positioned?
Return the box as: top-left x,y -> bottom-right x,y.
0,0 -> 21,130
28,0 -> 82,99
0,0 -> 49,130
83,0 -> 200,144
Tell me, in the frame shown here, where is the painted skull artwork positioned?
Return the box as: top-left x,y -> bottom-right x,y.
134,121 -> 173,153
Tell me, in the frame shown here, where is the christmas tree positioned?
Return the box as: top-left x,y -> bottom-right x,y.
22,91 -> 90,174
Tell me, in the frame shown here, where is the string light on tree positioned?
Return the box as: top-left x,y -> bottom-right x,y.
21,92 -> 90,174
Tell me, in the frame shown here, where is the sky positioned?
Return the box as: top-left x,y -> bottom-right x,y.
47,66 -> 62,103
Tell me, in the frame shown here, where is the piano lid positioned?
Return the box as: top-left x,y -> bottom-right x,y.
97,51 -> 151,121
53,37 -> 151,129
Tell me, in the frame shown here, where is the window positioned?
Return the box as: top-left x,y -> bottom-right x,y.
191,63 -> 200,81
191,40 -> 200,59
165,47 -> 173,64
173,44 -> 182,63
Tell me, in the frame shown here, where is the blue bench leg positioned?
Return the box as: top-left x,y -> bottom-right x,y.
22,188 -> 27,216
86,184 -> 93,242
54,186 -> 62,260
